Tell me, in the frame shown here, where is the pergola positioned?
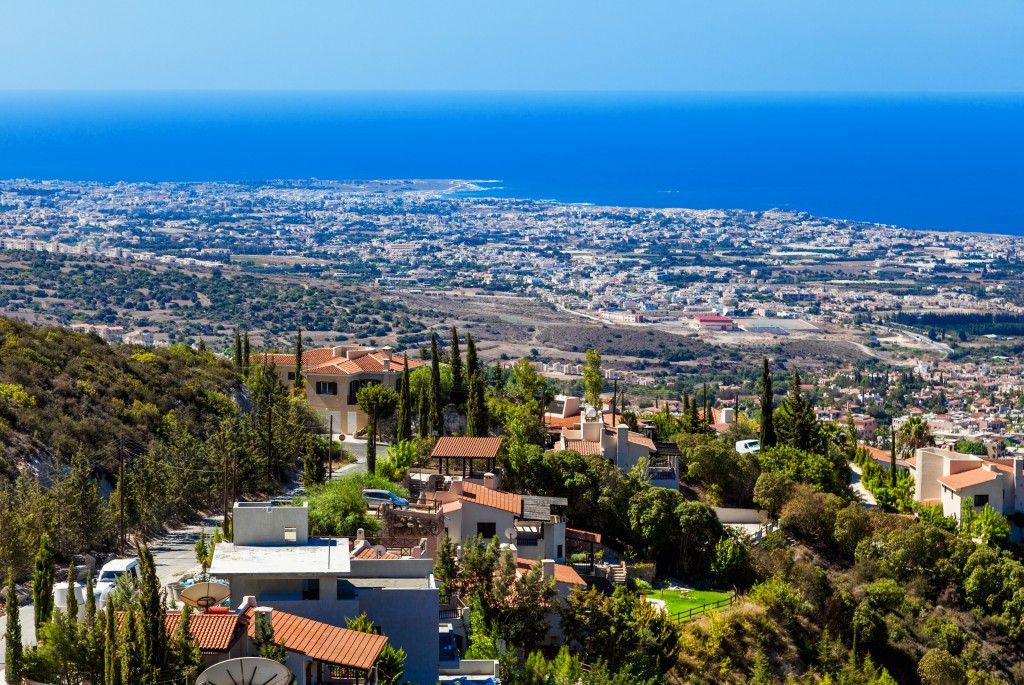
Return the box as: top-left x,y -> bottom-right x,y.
430,436 -> 504,478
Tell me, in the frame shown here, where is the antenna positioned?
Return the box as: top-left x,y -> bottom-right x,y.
372,544 -> 387,558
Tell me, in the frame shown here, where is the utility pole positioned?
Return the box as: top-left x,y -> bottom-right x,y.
230,450 -> 237,542
612,380 -> 618,425
328,414 -> 334,480
118,436 -> 125,557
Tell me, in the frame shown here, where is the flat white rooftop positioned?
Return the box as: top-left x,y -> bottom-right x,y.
209,538 -> 352,576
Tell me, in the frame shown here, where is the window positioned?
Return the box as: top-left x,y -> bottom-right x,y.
973,494 -> 989,507
302,579 -> 319,601
477,522 -> 496,539
347,379 -> 380,405
287,372 -> 296,381
337,579 -> 359,601
284,527 -> 297,543
557,544 -> 563,559
316,381 -> 338,396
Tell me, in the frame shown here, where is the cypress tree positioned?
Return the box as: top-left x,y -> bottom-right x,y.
396,355 -> 412,443
682,391 -> 689,415
5,569 -> 23,685
759,358 -> 777,448
33,533 -> 55,638
702,383 -> 710,425
890,425 -> 898,488
242,329 -> 251,376
466,371 -> 487,437
687,389 -> 699,429
429,333 -> 444,436
233,327 -> 242,369
104,599 -> 119,685
418,389 -> 429,440
120,611 -> 144,685
170,604 -> 202,684
294,327 -> 305,391
449,327 -> 466,405
65,561 -> 78,627
137,540 -> 167,679
465,333 -> 478,379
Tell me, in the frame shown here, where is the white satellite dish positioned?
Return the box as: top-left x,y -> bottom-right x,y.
180,581 -> 230,609
504,527 -> 518,542
372,544 -> 388,558
197,657 -> 292,685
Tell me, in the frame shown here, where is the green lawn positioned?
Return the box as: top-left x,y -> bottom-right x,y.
650,588 -> 732,616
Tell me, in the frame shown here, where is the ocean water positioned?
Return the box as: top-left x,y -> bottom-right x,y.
0,91 -> 1021,234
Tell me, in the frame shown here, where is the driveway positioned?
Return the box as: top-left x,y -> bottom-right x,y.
849,462 -> 878,507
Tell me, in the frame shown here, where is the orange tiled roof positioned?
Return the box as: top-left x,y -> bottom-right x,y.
310,352 -> 423,376
563,438 -> 603,456
431,436 -> 504,459
352,546 -> 401,560
117,611 -> 241,652
566,528 -> 602,545
515,558 -> 587,586
243,607 -> 387,671
938,468 -> 999,491
459,481 -> 522,515
627,431 -> 655,451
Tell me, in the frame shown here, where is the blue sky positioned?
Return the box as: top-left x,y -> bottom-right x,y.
2,0 -> 1022,92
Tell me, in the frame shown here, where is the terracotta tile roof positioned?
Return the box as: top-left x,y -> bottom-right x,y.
515,558 -> 587,586
431,437 -> 504,459
459,481 -> 522,515
566,528 -> 602,545
544,416 -> 582,430
308,351 -> 425,377
563,438 -> 603,456
938,468 -> 999,491
243,607 -> 387,671
905,456 -> 917,468
117,611 -> 241,652
627,431 -> 656,451
352,546 -> 401,560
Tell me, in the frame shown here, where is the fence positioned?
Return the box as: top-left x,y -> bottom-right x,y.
666,593 -> 737,624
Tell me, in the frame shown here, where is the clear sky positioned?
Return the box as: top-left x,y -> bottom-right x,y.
2,0 -> 1022,92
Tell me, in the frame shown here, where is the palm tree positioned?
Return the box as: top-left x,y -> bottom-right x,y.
898,416 -> 932,458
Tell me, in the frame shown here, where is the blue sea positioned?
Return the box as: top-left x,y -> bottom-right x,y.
0,92 -> 1021,234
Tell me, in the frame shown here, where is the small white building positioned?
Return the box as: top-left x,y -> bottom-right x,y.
909,447 -> 1024,520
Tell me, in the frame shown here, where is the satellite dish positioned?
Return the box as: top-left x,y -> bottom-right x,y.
504,527 -> 518,542
180,581 -> 230,609
197,658 -> 292,685
372,544 -> 387,558
585,406 -> 598,420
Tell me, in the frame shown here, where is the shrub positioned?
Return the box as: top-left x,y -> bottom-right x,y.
749,575 -> 803,623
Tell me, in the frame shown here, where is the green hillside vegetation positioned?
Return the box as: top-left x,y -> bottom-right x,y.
0,317 -> 323,577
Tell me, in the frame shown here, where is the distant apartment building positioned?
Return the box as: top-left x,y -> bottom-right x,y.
259,344 -> 425,435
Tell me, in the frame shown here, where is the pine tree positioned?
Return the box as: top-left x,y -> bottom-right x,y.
449,327 -> 466,405
197,338 -> 207,352
417,389 -> 429,441
254,611 -> 287,665
759,358 -> 777,448
104,600 -> 119,685
396,355 -> 412,443
293,327 -> 305,392
242,329 -> 251,376
33,533 -> 55,638
775,369 -> 818,452
465,333 -> 478,379
491,359 -> 505,395
5,569 -> 23,685
429,332 -> 444,437
233,327 -> 242,369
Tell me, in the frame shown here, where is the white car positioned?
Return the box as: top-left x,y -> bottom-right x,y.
94,557 -> 140,607
735,439 -> 761,455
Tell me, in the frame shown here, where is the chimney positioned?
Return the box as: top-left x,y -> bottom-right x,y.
356,528 -> 366,542
238,595 -> 258,614
381,346 -> 393,372
617,423 -> 629,468
542,559 -> 556,579
256,607 -> 273,629
483,472 -> 496,490
721,407 -> 735,424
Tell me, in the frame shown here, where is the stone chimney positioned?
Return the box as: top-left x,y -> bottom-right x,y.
542,559 -> 556,579
381,346 -> 393,372
483,472 -> 496,490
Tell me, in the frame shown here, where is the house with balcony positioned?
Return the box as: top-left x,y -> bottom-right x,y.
209,501 -> 442,684
257,345 -> 425,435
